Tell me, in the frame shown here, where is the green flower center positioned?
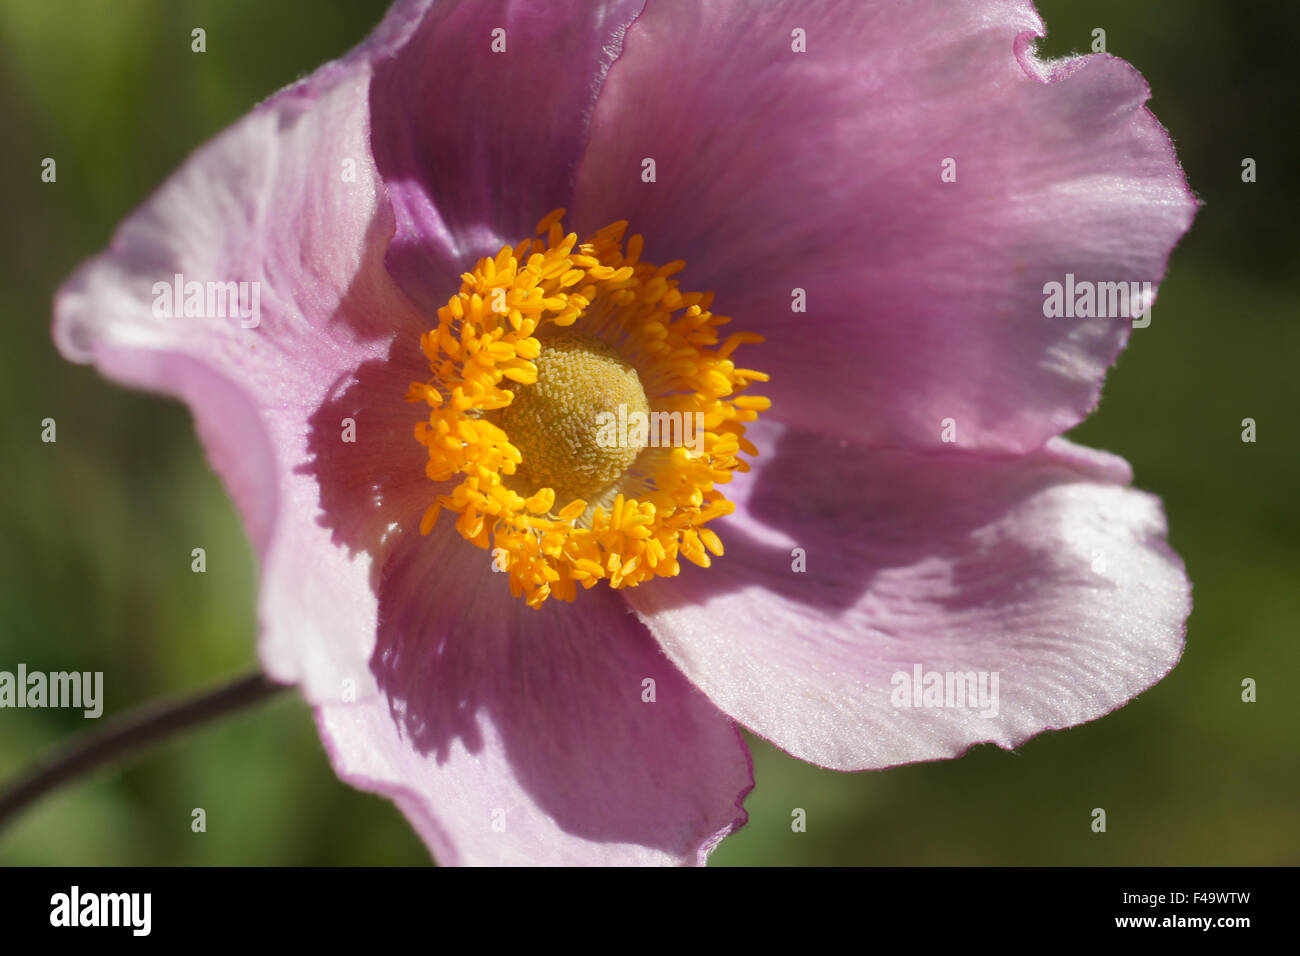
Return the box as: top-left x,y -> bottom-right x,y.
493,331 -> 649,506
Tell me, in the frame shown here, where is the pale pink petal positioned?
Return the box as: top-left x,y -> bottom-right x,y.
625,420 -> 1190,770
368,0 -> 647,309
314,520 -> 753,866
51,11 -> 438,703
573,0 -> 1197,452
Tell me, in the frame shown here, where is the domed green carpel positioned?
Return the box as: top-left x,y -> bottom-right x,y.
492,331 -> 650,506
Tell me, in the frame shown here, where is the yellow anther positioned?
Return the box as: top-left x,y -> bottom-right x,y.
406,210 -> 768,607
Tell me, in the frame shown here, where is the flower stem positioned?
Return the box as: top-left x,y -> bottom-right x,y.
0,671 -> 286,830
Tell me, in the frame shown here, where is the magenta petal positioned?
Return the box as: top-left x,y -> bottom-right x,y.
573,0 -> 1197,452
624,420 -> 1190,771
314,520 -> 753,866
368,0 -> 647,309
51,22 -> 436,702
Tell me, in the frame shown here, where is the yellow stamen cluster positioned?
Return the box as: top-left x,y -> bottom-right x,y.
406,209 -> 770,608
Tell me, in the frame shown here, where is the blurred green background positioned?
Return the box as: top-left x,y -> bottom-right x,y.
1,0 -> 1296,865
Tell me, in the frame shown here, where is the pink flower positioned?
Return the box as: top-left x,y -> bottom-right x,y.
52,0 -> 1196,865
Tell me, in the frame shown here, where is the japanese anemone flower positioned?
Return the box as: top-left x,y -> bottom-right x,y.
52,0 -> 1196,865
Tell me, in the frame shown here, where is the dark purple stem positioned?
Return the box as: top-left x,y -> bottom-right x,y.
0,672 -> 286,830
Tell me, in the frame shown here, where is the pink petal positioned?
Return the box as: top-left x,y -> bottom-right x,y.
314,520 -> 753,866
368,0 -> 647,309
573,0 -> 1197,452
51,13 -> 436,703
624,420 -> 1190,771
